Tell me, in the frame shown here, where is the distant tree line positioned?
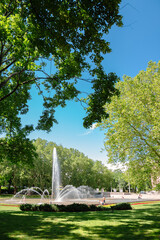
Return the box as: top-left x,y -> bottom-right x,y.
1,136 -> 155,194
0,138 -> 127,194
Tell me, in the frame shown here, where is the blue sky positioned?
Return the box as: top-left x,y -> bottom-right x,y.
23,0 -> 160,165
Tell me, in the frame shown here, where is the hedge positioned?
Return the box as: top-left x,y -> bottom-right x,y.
20,202 -> 132,212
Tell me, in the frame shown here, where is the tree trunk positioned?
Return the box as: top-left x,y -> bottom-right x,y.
14,185 -> 17,194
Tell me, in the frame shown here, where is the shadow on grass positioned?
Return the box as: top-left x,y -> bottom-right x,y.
0,204 -> 160,239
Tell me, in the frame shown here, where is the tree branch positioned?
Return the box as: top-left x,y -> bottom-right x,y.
4,0 -> 18,18
3,44 -> 13,58
0,71 -> 19,90
0,75 -> 56,102
126,121 -> 160,159
0,58 -> 17,74
75,97 -> 87,109
77,77 -> 93,83
0,41 -> 4,66
0,82 -> 20,102
1,57 -> 15,65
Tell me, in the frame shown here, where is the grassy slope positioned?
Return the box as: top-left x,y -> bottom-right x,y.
0,203 -> 160,240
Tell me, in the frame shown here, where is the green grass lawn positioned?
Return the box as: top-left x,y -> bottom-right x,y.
0,203 -> 160,240
0,194 -> 13,199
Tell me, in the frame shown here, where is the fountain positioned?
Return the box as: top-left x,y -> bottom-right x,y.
7,147 -> 98,204
51,147 -> 61,200
7,187 -> 50,204
51,147 -> 97,202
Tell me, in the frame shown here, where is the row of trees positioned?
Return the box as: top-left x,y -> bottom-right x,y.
99,61 -> 160,191
0,138 -> 128,194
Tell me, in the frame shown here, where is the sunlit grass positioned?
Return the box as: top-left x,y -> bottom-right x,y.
0,202 -> 160,239
0,194 -> 13,199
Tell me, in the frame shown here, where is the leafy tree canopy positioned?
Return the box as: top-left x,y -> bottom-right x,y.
0,0 -> 122,131
99,61 -> 160,182
0,0 -> 122,163
124,161 -> 152,192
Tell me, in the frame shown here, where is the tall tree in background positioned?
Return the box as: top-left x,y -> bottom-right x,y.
99,61 -> 160,186
15,138 -> 113,191
0,0 -> 122,163
123,161 -> 152,192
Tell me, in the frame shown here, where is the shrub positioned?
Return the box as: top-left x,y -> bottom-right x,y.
20,203 -> 112,212
97,205 -> 110,211
52,204 -> 59,212
89,204 -> 99,211
56,203 -> 111,212
61,203 -> 91,212
31,204 -> 40,211
39,203 -> 54,212
20,204 -> 33,211
111,203 -> 132,210
56,204 -> 67,212
89,204 -> 109,211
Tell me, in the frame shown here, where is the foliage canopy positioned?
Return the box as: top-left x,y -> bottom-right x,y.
0,138 -> 114,193
0,0 -> 122,163
99,61 -> 160,187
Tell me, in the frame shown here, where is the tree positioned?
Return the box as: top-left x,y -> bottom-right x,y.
99,61 -> 160,183
0,153 -> 36,194
111,170 -> 127,192
0,159 -> 11,194
123,161 -> 152,192
0,0 -> 122,162
0,135 -> 37,163
25,138 -> 55,189
91,160 -> 113,190
19,138 -> 113,190
59,147 -> 95,187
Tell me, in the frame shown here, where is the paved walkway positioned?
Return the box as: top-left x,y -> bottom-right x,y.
0,193 -> 160,205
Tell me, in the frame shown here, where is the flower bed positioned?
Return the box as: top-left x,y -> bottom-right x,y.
131,200 -> 160,205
